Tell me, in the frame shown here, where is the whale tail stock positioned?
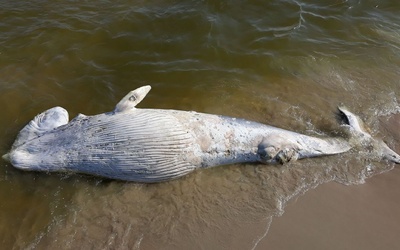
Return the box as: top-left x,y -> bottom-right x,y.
337,106 -> 400,164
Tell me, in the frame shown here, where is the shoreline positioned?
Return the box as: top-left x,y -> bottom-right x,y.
260,114 -> 400,249
262,168 -> 400,249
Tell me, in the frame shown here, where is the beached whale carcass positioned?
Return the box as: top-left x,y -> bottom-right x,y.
3,86 -> 400,182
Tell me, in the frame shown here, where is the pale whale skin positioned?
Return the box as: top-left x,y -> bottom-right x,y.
4,86 -> 400,182
7,109 -> 349,182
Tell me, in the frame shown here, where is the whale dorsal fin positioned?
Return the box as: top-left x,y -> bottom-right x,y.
114,85 -> 151,113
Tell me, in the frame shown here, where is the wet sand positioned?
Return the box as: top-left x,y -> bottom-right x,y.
263,169 -> 400,249
261,114 -> 400,249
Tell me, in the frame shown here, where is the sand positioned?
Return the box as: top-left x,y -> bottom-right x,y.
263,168 -> 400,249
260,114 -> 400,249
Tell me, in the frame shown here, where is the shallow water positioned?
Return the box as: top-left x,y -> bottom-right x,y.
1,0 -> 400,249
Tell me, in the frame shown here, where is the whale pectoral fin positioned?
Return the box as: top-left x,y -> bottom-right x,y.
12,106 -> 69,149
114,85 -> 151,113
257,135 -> 300,164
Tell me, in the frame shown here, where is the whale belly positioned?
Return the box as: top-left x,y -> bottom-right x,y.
11,109 -> 200,182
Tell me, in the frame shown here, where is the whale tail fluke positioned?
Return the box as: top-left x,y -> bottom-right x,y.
337,106 -> 400,164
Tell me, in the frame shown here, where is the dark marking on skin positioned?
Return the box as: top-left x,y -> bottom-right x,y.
129,95 -> 136,102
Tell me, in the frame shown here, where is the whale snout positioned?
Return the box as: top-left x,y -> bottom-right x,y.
4,146 -> 68,172
2,150 -> 36,170
2,153 -> 10,162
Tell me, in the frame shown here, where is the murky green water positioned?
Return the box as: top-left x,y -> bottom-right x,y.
1,0 -> 400,249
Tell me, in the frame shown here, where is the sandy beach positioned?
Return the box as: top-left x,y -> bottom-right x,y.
263,168 -> 400,249
261,114 -> 400,249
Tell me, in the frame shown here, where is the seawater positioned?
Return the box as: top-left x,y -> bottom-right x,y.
1,0 -> 400,249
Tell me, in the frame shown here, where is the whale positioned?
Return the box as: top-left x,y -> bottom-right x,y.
3,85 -> 400,182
